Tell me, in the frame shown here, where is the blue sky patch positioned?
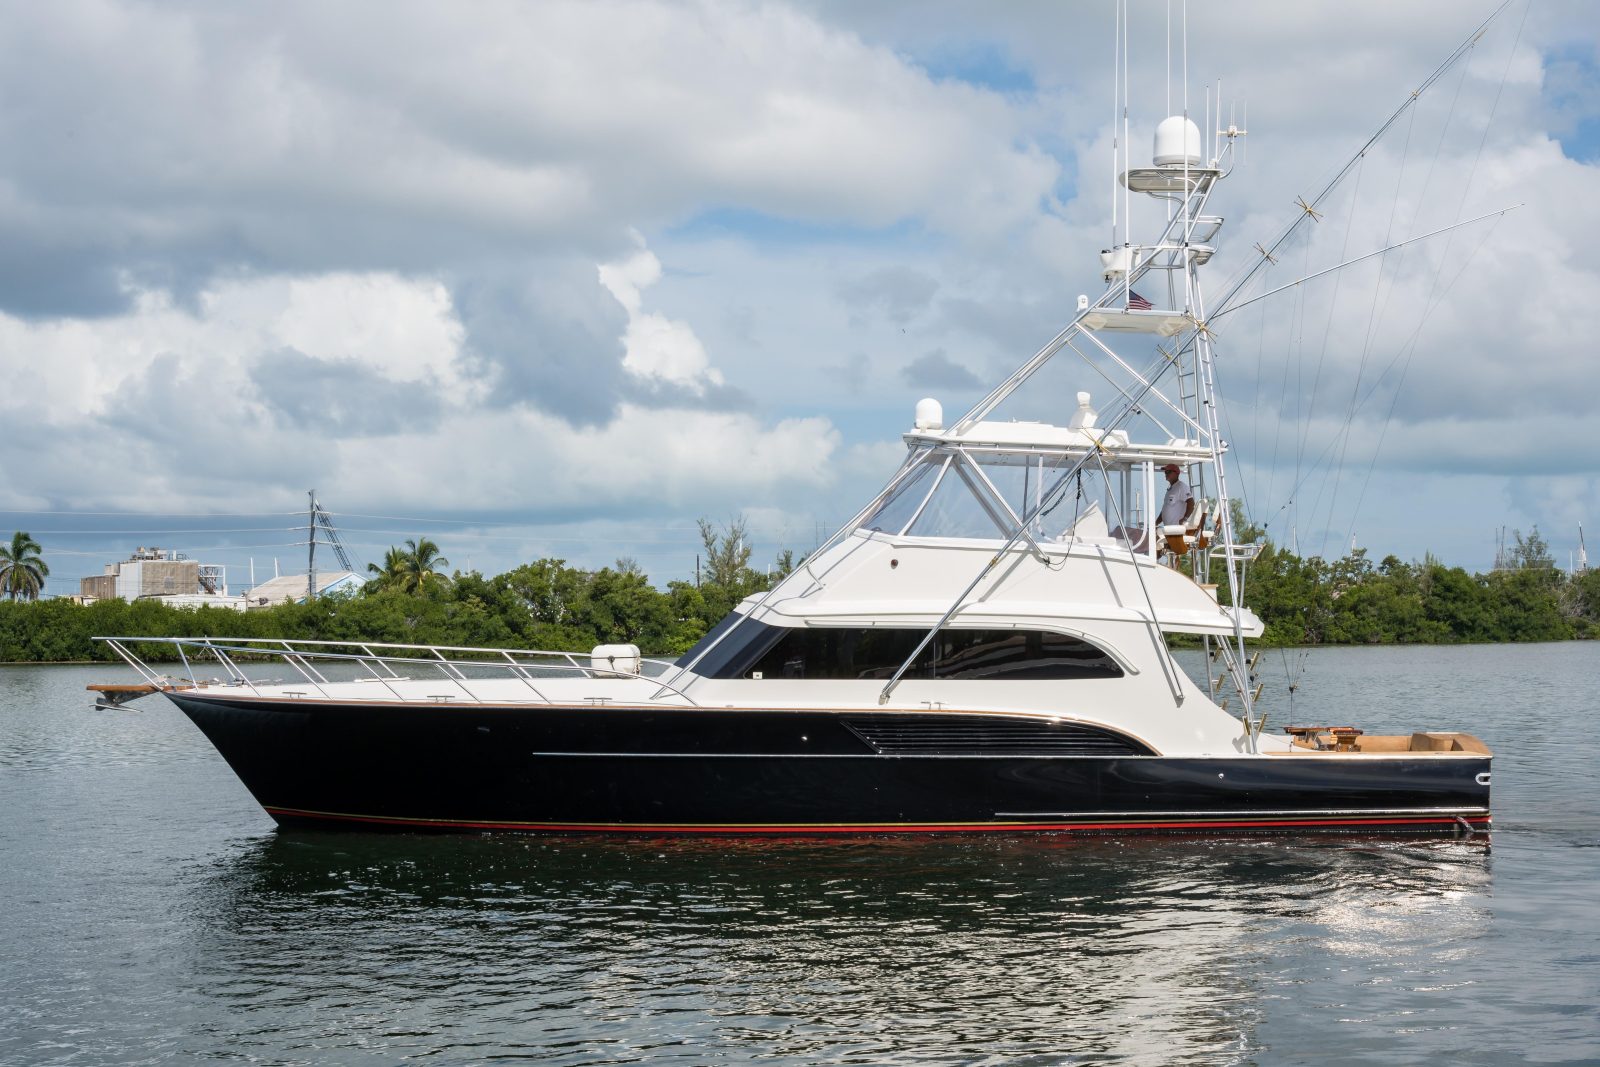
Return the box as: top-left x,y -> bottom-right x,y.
667,207 -> 926,248
1541,44 -> 1600,162
916,41 -> 1036,96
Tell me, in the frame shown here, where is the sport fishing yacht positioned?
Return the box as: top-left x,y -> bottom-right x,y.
98,55 -> 1492,837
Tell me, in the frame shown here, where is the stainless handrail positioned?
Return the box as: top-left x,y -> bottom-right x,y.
91,636 -> 700,707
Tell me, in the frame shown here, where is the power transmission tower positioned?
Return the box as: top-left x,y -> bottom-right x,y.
307,490 -> 356,600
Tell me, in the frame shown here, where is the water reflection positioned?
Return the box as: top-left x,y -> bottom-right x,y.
184,834 -> 1491,1065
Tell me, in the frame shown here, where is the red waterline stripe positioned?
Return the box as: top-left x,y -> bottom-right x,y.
265,807 -> 1491,834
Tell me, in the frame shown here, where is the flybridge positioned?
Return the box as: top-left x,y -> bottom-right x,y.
861,394 -> 1222,555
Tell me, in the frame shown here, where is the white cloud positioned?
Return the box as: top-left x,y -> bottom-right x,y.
0,0 -> 1061,286
599,235 -> 724,393
0,273 -> 470,424
0,266 -> 837,523
1,0 -> 1597,582
339,404 -> 840,511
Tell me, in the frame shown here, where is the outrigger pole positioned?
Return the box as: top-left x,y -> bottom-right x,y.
1207,0 -> 1512,321
1210,205 -> 1521,322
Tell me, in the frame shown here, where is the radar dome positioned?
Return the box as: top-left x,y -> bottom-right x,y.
1153,116 -> 1202,168
914,397 -> 943,431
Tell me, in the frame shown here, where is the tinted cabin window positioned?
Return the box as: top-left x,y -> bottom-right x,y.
745,629 -> 1122,681
674,616 -> 785,678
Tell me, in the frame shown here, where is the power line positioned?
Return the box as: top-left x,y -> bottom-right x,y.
2,511 -> 761,534
20,527 -> 298,535
0,509 -> 298,517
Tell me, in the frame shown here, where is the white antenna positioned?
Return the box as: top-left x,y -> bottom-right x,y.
1122,0 -> 1131,260
1216,82 -> 1222,160
1110,1 -> 1120,247
1579,523 -> 1589,574
249,557 -> 255,588
1215,79 -> 1223,163
1165,0 -> 1171,117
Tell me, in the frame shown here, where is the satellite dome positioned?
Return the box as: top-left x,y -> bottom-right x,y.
1154,116 -> 1203,168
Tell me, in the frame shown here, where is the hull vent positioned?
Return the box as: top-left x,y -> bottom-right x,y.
843,716 -> 1150,757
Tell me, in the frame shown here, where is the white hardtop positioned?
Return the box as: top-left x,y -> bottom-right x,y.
904,419 -> 1213,467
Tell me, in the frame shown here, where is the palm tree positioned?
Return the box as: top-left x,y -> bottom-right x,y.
399,537 -> 451,594
0,531 -> 49,601
367,538 -> 451,594
365,546 -> 408,592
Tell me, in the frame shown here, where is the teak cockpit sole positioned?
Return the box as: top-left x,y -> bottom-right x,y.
1272,732 -> 1491,756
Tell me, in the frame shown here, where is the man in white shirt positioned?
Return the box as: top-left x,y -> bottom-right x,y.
1111,463 -> 1197,552
1160,463 -> 1195,526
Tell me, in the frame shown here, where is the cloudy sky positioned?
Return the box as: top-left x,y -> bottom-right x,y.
2,0 -> 1596,594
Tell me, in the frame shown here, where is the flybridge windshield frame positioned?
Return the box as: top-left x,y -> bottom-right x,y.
858,444 -> 1198,550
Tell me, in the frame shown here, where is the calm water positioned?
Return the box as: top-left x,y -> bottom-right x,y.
2,644 -> 1598,1066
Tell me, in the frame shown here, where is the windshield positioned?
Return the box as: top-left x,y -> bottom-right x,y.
859,453 -> 1076,540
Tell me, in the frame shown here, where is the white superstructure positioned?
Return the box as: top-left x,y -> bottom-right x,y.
653,91 -> 1269,755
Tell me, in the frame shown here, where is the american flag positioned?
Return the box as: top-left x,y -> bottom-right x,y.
1127,291 -> 1153,311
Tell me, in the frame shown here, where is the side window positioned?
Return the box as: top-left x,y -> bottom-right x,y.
744,628 -> 1122,680
747,628 -> 927,680
931,630 -> 1122,679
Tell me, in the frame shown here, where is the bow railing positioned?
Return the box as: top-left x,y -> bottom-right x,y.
93,636 -> 699,707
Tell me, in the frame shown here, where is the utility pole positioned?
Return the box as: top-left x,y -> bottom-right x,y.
307,490 -> 317,602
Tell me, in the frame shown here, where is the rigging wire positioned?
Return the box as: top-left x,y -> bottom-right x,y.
1351,0 -> 1534,542
1247,260 -> 1274,515
1299,152 -> 1366,559
1247,209 -> 1506,549
1316,100 -> 1421,545
1311,37 -> 1478,548
1237,5 -> 1523,552
1265,228 -> 1314,539
1345,213 -> 1509,538
1204,0 -> 1511,325
1311,3 -> 1526,549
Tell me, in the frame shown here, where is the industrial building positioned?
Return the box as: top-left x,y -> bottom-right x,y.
79,547 -> 229,603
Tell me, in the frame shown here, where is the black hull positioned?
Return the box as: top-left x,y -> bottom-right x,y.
169,693 -> 1492,836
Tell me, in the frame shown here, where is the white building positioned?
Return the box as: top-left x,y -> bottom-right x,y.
244,571 -> 365,608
